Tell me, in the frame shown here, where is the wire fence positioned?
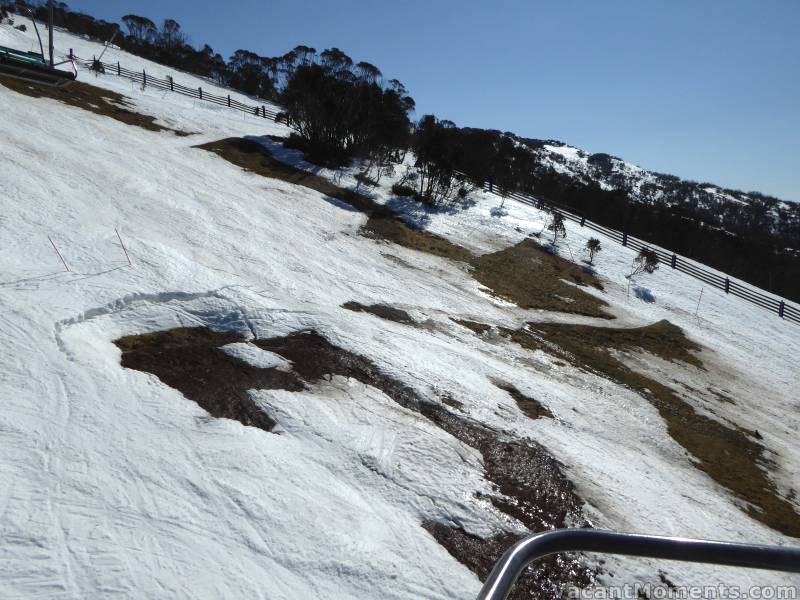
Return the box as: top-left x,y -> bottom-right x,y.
73,54 -> 799,325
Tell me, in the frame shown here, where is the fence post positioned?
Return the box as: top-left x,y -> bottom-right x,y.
622,232 -> 628,247
724,278 -> 730,294
779,301 -> 785,318
143,69 -> 146,88
117,61 -> 120,76
227,95 -> 231,107
199,86 -> 202,100
262,105 -> 266,118
671,254 -> 677,269
69,48 -> 73,60
170,77 -> 174,92
580,215 -> 586,227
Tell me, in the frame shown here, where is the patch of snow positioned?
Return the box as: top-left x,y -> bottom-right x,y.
221,342 -> 293,370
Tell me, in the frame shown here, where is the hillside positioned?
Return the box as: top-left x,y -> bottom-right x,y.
520,138 -> 798,216
1,22 -> 799,600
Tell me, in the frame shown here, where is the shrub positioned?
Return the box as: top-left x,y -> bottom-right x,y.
586,237 -> 602,265
547,210 -> 567,245
629,248 -> 659,278
354,172 -> 379,187
392,183 -> 417,197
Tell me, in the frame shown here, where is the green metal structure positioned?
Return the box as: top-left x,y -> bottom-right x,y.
0,1 -> 77,87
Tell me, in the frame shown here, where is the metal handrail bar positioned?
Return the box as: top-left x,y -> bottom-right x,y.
477,528 -> 800,600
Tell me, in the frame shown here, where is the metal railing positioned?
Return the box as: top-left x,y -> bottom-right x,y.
477,528 -> 800,600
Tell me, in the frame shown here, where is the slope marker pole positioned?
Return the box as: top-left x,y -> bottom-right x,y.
694,287 -> 704,318
115,228 -> 132,266
48,235 -> 70,272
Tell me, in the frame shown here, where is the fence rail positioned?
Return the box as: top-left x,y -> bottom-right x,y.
73,54 -> 799,326
479,180 -> 800,325
73,53 -> 280,121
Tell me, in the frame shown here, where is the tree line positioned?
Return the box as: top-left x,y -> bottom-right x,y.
3,1 -> 798,301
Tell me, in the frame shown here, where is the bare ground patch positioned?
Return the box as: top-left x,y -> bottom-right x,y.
471,239 -> 612,318
0,77 -> 189,135
503,319 -> 800,538
195,138 -> 379,212
341,301 -> 414,324
115,327 -> 304,431
452,318 -> 493,335
494,380 -> 554,420
117,324 -> 596,595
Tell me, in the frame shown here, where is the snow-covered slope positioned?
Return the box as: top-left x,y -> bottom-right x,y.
1,23 -> 799,599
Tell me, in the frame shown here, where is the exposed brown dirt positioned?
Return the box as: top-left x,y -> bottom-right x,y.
452,318 -> 493,335
495,381 -> 554,420
504,319 -> 800,538
116,324 -> 596,594
196,138 -> 379,212
115,327 -> 304,431
471,239 -> 612,318
0,77 -> 189,134
361,214 -> 475,263
341,301 -> 414,324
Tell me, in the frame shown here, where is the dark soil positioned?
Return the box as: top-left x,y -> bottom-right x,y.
115,327 -> 304,431
342,301 -> 414,324
504,319 -> 800,538
116,325 -> 596,594
452,319 -> 493,335
0,77 -> 188,135
471,239 -> 612,318
495,381 -> 554,420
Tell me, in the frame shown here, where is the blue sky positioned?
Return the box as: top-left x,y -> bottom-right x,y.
68,0 -> 799,201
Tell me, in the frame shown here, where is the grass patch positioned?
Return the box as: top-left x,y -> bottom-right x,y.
471,239 -> 611,318
504,320 -> 800,538
360,214 -> 474,263
341,301 -> 414,324
196,137 -> 379,212
0,77 -> 187,134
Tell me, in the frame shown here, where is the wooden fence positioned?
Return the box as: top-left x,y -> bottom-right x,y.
72,53 -> 279,121
480,182 -> 800,325
73,54 -> 799,326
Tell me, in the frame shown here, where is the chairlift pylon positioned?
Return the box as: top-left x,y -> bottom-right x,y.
0,0 -> 77,88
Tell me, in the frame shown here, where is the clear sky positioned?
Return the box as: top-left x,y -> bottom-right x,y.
67,0 -> 799,201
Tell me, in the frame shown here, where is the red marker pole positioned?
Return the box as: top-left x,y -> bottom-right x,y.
48,235 -> 70,272
115,228 -> 132,266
